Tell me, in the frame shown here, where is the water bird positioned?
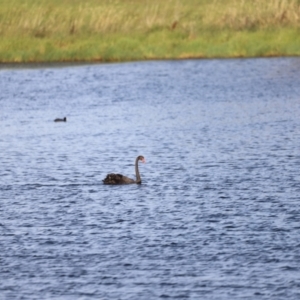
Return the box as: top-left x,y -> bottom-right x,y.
54,117 -> 67,122
103,155 -> 146,184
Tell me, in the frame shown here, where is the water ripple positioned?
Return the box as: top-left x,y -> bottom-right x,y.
1,58 -> 300,299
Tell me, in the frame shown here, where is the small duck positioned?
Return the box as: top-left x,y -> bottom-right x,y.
54,117 -> 67,122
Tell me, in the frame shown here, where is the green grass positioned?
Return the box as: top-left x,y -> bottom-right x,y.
1,0 -> 300,63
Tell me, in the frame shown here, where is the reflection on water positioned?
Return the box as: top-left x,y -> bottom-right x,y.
1,58 -> 300,299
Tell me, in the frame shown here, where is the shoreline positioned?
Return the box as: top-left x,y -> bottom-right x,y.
0,55 -> 299,70
1,0 -> 299,68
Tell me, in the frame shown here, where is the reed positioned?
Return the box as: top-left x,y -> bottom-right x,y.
0,0 -> 299,63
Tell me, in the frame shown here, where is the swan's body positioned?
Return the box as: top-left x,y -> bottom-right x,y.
103,155 -> 145,185
54,117 -> 67,122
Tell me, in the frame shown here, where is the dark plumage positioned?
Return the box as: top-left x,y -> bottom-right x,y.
103,155 -> 145,185
54,117 -> 67,122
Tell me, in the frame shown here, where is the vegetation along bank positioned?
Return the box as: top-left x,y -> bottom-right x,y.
1,0 -> 300,63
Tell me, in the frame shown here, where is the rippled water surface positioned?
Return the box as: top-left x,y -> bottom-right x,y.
1,58 -> 300,299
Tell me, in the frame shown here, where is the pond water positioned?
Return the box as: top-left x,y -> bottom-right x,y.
1,58 -> 300,299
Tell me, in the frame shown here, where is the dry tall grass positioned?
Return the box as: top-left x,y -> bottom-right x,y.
204,0 -> 300,30
1,0 -> 299,38
1,0 -> 299,62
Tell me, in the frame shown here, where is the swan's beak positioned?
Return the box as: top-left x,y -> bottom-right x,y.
141,158 -> 146,163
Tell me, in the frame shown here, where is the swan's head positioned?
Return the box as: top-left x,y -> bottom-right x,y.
138,155 -> 146,163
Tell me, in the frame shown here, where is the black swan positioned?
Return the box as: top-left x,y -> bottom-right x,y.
54,117 -> 67,122
103,155 -> 146,184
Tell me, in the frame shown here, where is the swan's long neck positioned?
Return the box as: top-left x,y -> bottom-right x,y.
135,157 -> 141,184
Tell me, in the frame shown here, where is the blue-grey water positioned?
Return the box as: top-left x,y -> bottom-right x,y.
1,58 -> 300,300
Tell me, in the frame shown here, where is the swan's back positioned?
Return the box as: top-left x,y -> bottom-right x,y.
103,173 -> 135,184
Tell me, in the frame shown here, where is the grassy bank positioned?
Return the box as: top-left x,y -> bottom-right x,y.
1,0 -> 300,63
